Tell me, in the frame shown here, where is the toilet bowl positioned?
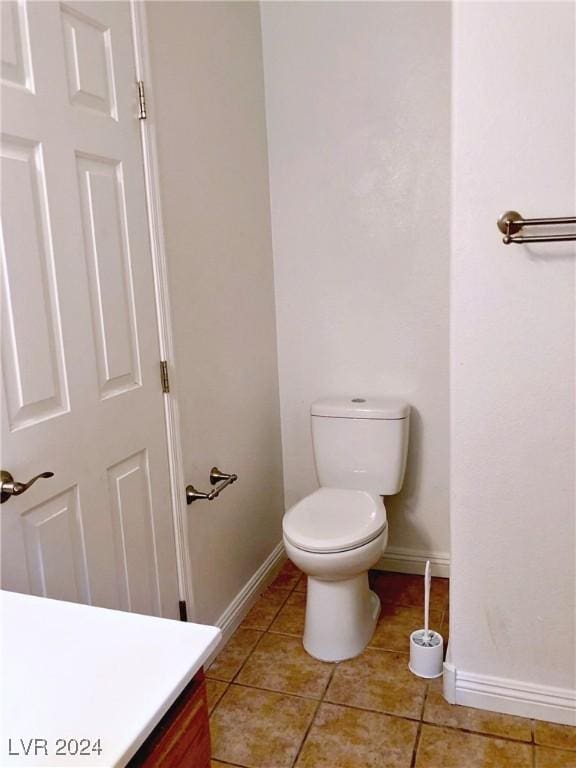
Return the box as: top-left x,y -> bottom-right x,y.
283,488 -> 388,661
282,396 -> 410,662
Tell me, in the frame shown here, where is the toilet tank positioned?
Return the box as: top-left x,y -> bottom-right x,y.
311,396 -> 410,495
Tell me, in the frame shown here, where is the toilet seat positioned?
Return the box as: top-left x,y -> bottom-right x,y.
283,488 -> 387,554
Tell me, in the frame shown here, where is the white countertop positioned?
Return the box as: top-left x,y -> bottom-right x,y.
0,591 -> 221,767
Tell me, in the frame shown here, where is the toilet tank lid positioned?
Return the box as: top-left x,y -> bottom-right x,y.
311,396 -> 410,420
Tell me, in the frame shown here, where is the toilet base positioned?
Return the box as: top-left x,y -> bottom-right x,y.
303,573 -> 381,662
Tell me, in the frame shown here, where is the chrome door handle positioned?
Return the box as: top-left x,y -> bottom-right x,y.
1,470 -> 54,504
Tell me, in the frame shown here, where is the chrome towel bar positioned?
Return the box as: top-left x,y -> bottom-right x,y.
497,211 -> 576,244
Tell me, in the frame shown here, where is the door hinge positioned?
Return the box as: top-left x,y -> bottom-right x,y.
137,80 -> 147,120
160,360 -> 170,393
179,600 -> 188,622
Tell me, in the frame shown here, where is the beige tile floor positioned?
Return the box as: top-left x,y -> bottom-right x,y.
207,561 -> 576,768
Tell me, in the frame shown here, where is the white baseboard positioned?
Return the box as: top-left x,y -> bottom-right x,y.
206,541 -> 285,664
443,662 -> 576,726
443,657 -> 457,704
377,546 -> 450,578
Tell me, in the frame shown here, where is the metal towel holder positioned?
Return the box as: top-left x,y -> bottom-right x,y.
497,211 -> 576,244
186,467 -> 238,504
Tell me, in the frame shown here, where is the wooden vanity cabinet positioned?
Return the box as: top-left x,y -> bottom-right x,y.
128,669 -> 211,767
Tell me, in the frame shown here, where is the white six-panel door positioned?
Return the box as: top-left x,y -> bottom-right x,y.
1,0 -> 179,618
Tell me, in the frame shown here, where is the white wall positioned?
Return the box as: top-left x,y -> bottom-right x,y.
449,1 -> 575,724
146,1 -> 284,625
261,2 -> 451,564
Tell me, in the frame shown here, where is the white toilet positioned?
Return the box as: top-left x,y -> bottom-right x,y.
282,396 -> 410,662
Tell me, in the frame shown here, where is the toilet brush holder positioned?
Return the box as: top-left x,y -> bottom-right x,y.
409,629 -> 444,678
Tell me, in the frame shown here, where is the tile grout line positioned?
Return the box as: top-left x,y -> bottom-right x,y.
208,571 -> 572,767
248,586 -> 293,611
267,628 -> 302,639
409,680 -> 430,768
420,721 -> 538,746
241,599 -> 286,634
228,629 -> 269,686
275,563 -> 301,595
207,566 -> 297,688
228,679 -> 325,703
288,696 -> 323,768
533,743 -> 576,754
209,572 -> 540,747
207,566 -> 300,759
212,679 -> 541,750
206,629 -> 266,689
209,566 -> 307,714
289,659 -> 340,768
228,679 -> 428,727
319,698 -> 425,726
210,561 -> 293,656
206,678 -> 230,716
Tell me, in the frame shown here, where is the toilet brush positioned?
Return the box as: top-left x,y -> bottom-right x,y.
408,560 -> 444,678
423,560 -> 431,645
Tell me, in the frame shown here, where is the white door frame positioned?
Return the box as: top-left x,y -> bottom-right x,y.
129,1 -> 195,619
